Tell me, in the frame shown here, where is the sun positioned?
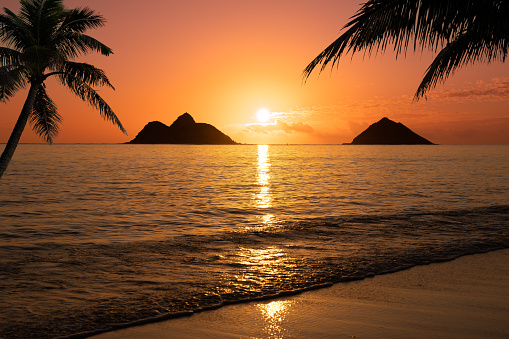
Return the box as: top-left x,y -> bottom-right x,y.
256,108 -> 271,123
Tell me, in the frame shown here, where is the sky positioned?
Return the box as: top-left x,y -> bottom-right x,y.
1,0 -> 509,145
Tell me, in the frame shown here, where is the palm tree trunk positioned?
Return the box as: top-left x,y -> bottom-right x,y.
0,83 -> 40,179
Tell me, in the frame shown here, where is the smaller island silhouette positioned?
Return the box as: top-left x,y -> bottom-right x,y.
345,117 -> 434,145
128,113 -> 238,144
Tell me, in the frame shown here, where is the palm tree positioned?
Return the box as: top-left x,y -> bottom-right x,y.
303,0 -> 509,99
0,0 -> 125,179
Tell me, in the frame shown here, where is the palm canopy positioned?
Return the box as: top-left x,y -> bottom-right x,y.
0,0 -> 125,143
303,0 -> 509,99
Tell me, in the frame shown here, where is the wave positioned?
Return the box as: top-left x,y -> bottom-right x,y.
2,205 -> 508,338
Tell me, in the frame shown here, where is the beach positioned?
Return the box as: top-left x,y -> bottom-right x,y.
92,248 -> 509,339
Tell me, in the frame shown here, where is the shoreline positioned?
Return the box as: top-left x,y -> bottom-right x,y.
90,248 -> 509,339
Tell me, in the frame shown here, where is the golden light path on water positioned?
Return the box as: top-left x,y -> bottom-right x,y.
255,144 -> 272,209
254,144 -> 276,226
242,145 -> 295,338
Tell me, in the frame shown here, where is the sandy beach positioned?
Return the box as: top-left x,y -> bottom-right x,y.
91,248 -> 509,339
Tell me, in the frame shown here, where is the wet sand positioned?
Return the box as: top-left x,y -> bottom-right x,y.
92,249 -> 509,339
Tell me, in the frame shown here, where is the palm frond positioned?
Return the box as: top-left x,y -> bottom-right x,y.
303,0 -> 465,80
18,0 -> 67,48
58,72 -> 126,134
30,84 -> 61,143
58,7 -> 106,33
0,65 -> 29,102
53,31 -> 112,58
51,61 -> 114,89
0,12 -> 31,50
0,47 -> 23,66
302,25 -> 356,79
416,31 -> 509,99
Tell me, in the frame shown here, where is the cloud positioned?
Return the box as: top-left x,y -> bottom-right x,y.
431,77 -> 509,102
245,120 -> 314,134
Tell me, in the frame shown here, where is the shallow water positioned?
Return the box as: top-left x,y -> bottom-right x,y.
0,144 -> 508,338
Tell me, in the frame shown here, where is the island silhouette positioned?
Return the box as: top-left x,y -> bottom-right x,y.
128,113 -> 238,144
345,117 -> 434,145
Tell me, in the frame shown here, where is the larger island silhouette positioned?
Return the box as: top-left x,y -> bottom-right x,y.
129,113 -> 238,144
346,117 -> 434,145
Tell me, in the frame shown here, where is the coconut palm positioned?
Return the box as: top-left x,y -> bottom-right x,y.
0,0 -> 125,178
303,0 -> 509,99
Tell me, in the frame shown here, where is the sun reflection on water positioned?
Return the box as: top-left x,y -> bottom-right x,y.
256,300 -> 293,338
231,246 -> 295,292
237,246 -> 286,266
255,145 -> 272,209
262,214 -> 275,225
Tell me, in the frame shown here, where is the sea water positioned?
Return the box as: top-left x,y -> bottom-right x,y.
0,144 -> 508,338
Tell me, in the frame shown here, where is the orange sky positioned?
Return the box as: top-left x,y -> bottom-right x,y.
1,0 -> 509,144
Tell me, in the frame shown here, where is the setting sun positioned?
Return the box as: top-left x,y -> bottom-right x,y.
256,109 -> 271,123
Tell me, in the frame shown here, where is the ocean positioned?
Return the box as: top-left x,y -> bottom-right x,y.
0,144 -> 508,338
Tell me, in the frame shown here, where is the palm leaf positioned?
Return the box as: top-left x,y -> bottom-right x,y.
303,0 -> 465,78
30,84 -> 61,143
18,0 -> 65,47
53,31 -> 112,58
58,72 -> 126,134
48,61 -> 114,89
416,31 -> 509,99
0,47 -> 23,66
58,7 -> 106,33
0,65 -> 29,102
0,12 -> 31,50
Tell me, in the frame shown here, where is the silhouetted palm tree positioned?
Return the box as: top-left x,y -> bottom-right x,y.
303,0 -> 509,99
0,0 -> 125,178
